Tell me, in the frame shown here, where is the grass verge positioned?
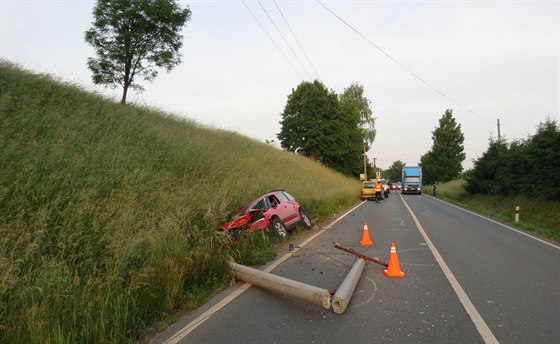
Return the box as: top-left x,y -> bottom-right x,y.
425,179 -> 560,243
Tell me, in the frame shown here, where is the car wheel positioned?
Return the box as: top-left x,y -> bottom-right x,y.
300,211 -> 312,229
269,218 -> 287,237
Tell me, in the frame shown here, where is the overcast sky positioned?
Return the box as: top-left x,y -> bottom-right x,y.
1,0 -> 558,170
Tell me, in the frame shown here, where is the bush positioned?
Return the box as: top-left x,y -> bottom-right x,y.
466,120 -> 560,200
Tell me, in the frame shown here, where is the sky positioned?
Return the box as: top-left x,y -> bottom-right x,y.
1,0 -> 558,171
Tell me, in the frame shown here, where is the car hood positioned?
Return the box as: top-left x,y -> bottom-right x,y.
220,215 -> 251,230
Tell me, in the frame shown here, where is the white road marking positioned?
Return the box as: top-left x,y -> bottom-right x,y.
162,201 -> 368,344
400,193 -> 499,344
428,195 -> 560,250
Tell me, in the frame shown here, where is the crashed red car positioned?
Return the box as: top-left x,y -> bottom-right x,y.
219,190 -> 312,237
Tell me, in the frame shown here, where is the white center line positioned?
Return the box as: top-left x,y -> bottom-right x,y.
400,193 -> 499,344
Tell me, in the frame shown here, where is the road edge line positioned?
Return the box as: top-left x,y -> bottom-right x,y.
427,195 -> 559,250
400,194 -> 499,344
162,200 -> 368,343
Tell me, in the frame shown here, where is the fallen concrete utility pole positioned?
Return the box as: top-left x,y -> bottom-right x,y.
334,243 -> 388,267
229,262 -> 332,309
332,258 -> 366,314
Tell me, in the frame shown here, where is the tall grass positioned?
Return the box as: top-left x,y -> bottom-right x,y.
0,61 -> 361,343
426,180 -> 560,242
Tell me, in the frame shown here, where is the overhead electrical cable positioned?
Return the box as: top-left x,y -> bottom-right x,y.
273,0 -> 320,80
241,0 -> 303,79
315,0 -> 493,124
258,0 -> 313,80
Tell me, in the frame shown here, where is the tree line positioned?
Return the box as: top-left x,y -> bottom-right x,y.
465,119 -> 560,200
82,1 -> 558,201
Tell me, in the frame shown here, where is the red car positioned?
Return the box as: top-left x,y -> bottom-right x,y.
219,190 -> 312,237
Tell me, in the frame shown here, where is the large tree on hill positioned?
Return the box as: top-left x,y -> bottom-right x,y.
421,109 -> 466,183
85,0 -> 191,104
331,96 -> 366,175
340,82 -> 376,146
277,81 -> 338,161
277,80 -> 363,175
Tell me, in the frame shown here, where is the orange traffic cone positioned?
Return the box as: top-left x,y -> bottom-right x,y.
383,242 -> 405,277
359,222 -> 374,246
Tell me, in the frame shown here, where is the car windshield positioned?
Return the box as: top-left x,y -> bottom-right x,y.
237,198 -> 267,216
363,182 -> 374,188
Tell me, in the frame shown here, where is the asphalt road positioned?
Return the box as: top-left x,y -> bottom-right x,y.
152,193 -> 560,344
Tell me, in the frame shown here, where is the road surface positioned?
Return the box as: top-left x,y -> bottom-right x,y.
151,192 -> 560,344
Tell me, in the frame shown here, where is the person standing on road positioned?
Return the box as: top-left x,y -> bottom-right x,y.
374,180 -> 383,203
433,183 -> 437,196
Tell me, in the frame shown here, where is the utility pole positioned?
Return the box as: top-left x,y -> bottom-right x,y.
363,141 -> 367,181
373,157 -> 377,170
497,118 -> 501,140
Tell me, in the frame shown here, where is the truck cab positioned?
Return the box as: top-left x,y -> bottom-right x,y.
402,166 -> 422,194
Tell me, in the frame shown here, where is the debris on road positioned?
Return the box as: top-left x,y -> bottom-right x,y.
229,241 -> 388,314
229,262 -> 332,309
333,243 -> 388,267
332,258 -> 366,314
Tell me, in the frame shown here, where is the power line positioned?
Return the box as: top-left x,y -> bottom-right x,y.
257,0 -> 313,80
315,0 -> 493,125
272,0 -> 320,80
241,0 -> 303,79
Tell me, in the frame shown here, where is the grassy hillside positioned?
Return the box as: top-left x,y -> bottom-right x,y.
0,61 -> 361,343
424,179 -> 560,242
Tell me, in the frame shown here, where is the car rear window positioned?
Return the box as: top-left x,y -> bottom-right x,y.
282,192 -> 295,201
276,192 -> 290,202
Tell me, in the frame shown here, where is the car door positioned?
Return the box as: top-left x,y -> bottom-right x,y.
274,192 -> 298,226
267,193 -> 290,224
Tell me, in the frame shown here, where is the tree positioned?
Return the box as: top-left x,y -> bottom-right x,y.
466,119 -> 560,200
277,80 -> 363,175
85,0 -> 191,104
421,109 -> 466,184
521,119 -> 560,198
384,160 -> 405,182
331,96 -> 365,175
277,80 -> 338,161
340,82 -> 376,145
464,139 -> 509,195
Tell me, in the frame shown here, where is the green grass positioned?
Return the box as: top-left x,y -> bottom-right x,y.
0,61 -> 361,343
425,180 -> 560,242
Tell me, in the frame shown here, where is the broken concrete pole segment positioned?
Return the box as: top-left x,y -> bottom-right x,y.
229,262 -> 332,309
332,258 -> 366,314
